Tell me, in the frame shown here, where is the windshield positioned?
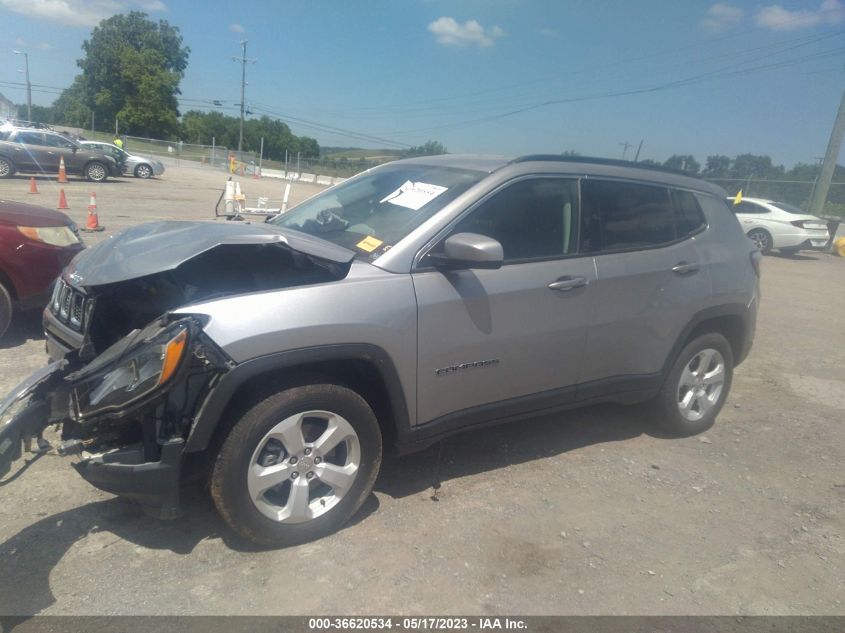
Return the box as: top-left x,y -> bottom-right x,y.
269,163 -> 484,259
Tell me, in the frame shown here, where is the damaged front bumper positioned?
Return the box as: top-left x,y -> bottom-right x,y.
0,361 -> 66,477
1,315 -> 230,517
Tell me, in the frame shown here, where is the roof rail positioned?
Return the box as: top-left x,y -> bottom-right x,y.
0,118 -> 54,130
510,154 -> 697,179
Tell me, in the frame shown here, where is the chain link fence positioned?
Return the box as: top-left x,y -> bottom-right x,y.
705,178 -> 845,218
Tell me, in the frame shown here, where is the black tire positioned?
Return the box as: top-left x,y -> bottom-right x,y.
747,228 -> 773,254
134,163 -> 153,179
0,282 -> 13,340
0,156 -> 14,179
210,383 -> 382,546
84,161 -> 109,182
651,333 -> 734,437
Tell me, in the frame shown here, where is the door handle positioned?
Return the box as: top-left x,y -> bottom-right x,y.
671,262 -> 700,275
548,276 -> 588,291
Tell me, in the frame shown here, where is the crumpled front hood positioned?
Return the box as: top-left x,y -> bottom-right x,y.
65,220 -> 356,287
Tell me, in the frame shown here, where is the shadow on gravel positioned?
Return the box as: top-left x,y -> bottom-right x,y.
0,313 -> 44,350
376,402 -> 654,499
0,402 -> 650,615
771,251 -> 819,261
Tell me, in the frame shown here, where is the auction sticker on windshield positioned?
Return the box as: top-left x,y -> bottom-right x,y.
356,235 -> 384,252
380,180 -> 448,211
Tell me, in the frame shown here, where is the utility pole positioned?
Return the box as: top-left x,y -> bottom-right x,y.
232,40 -> 256,155
619,141 -> 633,160
809,85 -> 845,217
634,139 -> 644,162
12,50 -> 31,121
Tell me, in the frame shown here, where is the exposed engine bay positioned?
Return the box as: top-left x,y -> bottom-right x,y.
0,221 -> 356,514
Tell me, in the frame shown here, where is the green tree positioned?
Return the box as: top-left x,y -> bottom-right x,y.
51,76 -> 92,128
703,155 -> 731,178
77,12 -> 189,137
404,140 -> 447,157
663,154 -> 700,175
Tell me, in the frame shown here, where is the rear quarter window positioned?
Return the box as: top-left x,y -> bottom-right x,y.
673,190 -> 707,237
580,180 -> 676,253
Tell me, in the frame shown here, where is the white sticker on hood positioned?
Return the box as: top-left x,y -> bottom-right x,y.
380,180 -> 448,211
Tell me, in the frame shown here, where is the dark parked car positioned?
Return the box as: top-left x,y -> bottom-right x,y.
0,199 -> 85,339
0,125 -> 121,182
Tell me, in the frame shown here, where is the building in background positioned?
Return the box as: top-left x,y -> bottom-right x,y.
0,93 -> 16,120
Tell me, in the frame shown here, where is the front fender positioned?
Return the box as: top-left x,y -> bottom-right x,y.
184,343 -> 412,453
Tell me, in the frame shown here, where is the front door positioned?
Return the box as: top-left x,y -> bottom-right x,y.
413,177 -> 595,425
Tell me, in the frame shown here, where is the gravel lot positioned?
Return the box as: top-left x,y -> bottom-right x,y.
0,165 -> 843,616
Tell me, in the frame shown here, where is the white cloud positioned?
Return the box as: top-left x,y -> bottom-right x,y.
230,23 -> 245,34
700,3 -> 745,32
0,0 -> 167,28
428,16 -> 505,48
754,0 -> 844,30
38,41 -> 52,49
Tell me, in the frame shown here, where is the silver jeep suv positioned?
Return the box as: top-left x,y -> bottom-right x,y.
0,155 -> 759,546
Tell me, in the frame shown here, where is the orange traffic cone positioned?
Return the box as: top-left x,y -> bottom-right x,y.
58,156 -> 68,183
57,188 -> 69,210
28,177 -> 39,194
83,192 -> 104,231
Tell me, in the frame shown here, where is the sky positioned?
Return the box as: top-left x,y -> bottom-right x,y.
1,0 -> 844,167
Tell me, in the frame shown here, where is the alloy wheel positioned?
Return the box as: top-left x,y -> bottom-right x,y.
748,229 -> 770,252
247,410 -> 361,524
87,163 -> 106,182
676,348 -> 726,422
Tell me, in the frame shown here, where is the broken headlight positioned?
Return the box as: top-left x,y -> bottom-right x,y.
72,322 -> 189,418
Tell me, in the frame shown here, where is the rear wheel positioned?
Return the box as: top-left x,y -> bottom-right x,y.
0,282 -> 13,340
85,161 -> 108,182
747,228 -> 773,254
134,164 -> 153,179
211,383 -> 382,546
651,333 -> 733,436
0,157 -> 14,179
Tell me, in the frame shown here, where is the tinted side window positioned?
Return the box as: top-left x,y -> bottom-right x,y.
452,178 -> 578,261
44,134 -> 75,149
17,132 -> 44,145
734,201 -> 769,214
580,180 -> 675,253
673,190 -> 707,237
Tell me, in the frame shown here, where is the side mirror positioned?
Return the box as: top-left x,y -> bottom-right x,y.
429,232 -> 503,270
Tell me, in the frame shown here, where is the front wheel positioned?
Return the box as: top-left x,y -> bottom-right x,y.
134,164 -> 153,179
85,161 -> 108,182
210,384 -> 382,546
0,282 -> 13,340
651,333 -> 734,436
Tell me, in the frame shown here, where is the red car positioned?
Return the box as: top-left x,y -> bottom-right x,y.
0,199 -> 85,339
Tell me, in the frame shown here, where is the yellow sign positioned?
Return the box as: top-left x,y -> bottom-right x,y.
356,236 -> 384,253
734,190 -> 743,205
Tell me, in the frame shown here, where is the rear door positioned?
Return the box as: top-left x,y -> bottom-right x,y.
413,177 -> 595,425
10,131 -> 45,171
577,180 -> 712,391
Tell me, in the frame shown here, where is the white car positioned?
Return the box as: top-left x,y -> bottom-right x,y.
727,196 -> 830,255
79,141 -> 165,179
